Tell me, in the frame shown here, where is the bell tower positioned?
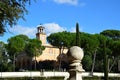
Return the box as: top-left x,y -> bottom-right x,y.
36,25 -> 46,44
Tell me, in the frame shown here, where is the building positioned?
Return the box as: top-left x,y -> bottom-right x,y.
35,25 -> 68,61
16,25 -> 68,69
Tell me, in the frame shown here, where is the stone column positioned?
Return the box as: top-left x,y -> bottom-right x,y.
67,46 -> 85,80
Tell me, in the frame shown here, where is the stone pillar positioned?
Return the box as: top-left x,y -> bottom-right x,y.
67,46 -> 85,80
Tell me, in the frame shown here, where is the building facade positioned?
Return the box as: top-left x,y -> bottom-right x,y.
16,25 -> 68,69
35,25 -> 68,61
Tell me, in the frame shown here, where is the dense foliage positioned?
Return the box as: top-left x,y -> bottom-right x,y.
0,0 -> 32,34
0,29 -> 120,72
47,29 -> 120,73
0,34 -> 44,71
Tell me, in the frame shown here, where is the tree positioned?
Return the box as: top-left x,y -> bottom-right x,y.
0,41 -> 14,71
91,48 -> 97,75
6,34 -> 44,71
75,22 -> 80,46
0,0 -> 31,34
103,39 -> 108,80
100,30 -> 120,40
108,40 -> 120,72
80,33 -> 99,55
0,41 -> 5,71
0,41 -> 5,56
47,31 -> 100,71
47,31 -> 74,49
6,35 -> 27,71
47,29 -> 119,72
25,38 -> 44,70
81,33 -> 99,71
101,30 -> 120,72
82,54 -> 92,71
47,31 -> 74,70
93,34 -> 112,72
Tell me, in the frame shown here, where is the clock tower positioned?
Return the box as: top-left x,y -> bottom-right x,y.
36,25 -> 46,44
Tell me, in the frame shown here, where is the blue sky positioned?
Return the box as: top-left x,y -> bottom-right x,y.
1,0 -> 120,43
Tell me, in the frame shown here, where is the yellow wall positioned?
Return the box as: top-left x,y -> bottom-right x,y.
35,26 -> 68,62
34,45 -> 68,61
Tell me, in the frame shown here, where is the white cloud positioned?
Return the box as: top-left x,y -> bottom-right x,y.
9,23 -> 65,38
9,23 -> 83,39
41,0 -> 86,7
43,23 -> 65,35
53,0 -> 78,6
9,25 -> 36,38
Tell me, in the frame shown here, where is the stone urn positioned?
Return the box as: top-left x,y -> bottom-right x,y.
67,46 -> 85,80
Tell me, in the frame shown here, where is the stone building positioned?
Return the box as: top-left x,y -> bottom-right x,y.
35,25 -> 68,61
16,25 -> 68,70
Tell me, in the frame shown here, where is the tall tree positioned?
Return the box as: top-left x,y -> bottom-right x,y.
108,40 -> 120,72
6,35 -> 27,71
25,39 -> 44,70
81,33 -> 99,71
75,22 -> 80,46
0,41 -> 5,71
47,31 -> 74,49
103,39 -> 108,80
100,30 -> 120,40
0,0 -> 32,34
101,30 -> 120,72
47,31 -> 74,70
0,41 -> 12,71
0,41 -> 5,56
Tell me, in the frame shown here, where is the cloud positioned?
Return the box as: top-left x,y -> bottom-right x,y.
42,0 -> 86,7
9,23 -> 65,38
53,0 -> 78,6
9,23 -> 83,39
43,23 -> 65,35
9,25 -> 36,38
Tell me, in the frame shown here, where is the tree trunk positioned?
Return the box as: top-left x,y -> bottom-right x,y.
59,48 -> 62,71
35,56 -> 37,71
103,41 -> 108,80
91,49 -> 97,76
13,54 -> 15,71
109,58 -> 118,72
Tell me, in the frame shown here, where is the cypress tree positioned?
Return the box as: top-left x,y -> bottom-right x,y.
75,22 -> 81,47
103,40 -> 108,80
